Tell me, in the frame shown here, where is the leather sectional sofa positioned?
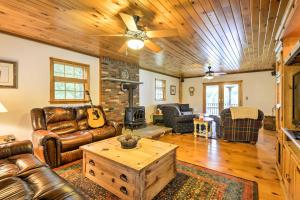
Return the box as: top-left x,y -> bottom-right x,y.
31,105 -> 122,168
0,140 -> 83,199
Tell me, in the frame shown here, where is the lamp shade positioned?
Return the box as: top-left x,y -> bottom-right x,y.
0,102 -> 8,113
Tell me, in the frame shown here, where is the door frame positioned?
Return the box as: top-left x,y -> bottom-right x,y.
203,80 -> 243,114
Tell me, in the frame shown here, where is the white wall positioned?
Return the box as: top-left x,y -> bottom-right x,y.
139,69 -> 180,123
182,71 -> 276,115
0,33 -> 100,141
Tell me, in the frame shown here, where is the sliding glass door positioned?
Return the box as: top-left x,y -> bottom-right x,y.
204,81 -> 242,115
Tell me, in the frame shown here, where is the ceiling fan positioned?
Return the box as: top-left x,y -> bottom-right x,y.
93,13 -> 179,53
203,66 -> 227,80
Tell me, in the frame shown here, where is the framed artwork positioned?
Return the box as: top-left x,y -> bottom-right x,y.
0,60 -> 17,88
170,85 -> 176,95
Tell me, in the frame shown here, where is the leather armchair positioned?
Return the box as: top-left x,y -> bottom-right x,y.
0,140 -> 83,199
31,105 -> 122,168
161,105 -> 198,133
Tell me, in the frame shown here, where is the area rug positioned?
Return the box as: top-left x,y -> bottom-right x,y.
54,160 -> 258,200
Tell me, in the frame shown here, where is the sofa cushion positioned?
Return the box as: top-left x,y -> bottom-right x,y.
47,120 -> 79,135
181,111 -> 193,115
0,140 -> 33,159
0,177 -> 34,200
44,107 -> 75,124
76,106 -> 88,121
60,131 -> 93,152
179,104 -> 190,112
0,162 -> 19,180
175,115 -> 196,123
0,154 -> 45,180
21,166 -> 83,199
77,119 -> 88,130
9,154 -> 45,174
89,125 -> 116,141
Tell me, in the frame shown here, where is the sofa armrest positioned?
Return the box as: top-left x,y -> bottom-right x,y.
0,140 -> 33,159
107,120 -> 123,136
32,130 -> 61,168
175,115 -> 196,123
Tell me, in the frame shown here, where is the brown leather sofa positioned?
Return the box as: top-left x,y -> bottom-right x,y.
0,140 -> 83,199
31,105 -> 122,168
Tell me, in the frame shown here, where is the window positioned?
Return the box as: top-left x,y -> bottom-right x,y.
155,79 -> 166,101
50,57 -> 89,103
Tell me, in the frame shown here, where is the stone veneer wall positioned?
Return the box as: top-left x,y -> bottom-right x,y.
100,57 -> 139,123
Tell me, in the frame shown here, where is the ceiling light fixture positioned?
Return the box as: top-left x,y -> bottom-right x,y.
204,74 -> 214,80
127,38 -> 144,50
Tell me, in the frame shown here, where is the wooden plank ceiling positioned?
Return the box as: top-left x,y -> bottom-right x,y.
0,0 -> 288,77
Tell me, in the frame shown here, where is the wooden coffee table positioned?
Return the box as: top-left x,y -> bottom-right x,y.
80,137 -> 178,200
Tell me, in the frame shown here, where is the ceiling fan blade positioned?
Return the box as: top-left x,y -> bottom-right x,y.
144,40 -> 161,53
214,72 -> 227,76
118,42 -> 127,53
146,29 -> 179,38
119,13 -> 138,31
91,33 -> 124,37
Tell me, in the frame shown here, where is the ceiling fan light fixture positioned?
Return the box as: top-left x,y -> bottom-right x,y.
127,38 -> 144,50
204,74 -> 214,80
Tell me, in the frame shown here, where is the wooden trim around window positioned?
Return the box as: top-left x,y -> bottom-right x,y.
155,78 -> 166,101
203,80 -> 243,114
49,57 -> 90,104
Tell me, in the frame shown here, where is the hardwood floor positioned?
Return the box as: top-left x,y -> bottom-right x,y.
159,130 -> 283,200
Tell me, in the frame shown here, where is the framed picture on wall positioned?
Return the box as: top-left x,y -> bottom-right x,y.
0,60 -> 17,88
170,85 -> 176,95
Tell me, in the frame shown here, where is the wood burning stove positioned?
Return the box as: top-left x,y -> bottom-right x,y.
122,83 -> 146,129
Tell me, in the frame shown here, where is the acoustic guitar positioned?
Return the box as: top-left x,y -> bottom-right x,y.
85,91 -> 105,128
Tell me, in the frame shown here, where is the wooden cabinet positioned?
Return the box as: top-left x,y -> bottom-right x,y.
275,1 -> 300,199
294,163 -> 300,200
289,154 -> 298,200
280,142 -> 300,200
276,139 -> 282,174
282,144 -> 291,190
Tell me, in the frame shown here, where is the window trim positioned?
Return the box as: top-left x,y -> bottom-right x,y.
155,78 -> 166,101
49,57 -> 90,104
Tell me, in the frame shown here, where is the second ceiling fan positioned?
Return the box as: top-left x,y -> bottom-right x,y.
93,13 -> 179,53
203,66 -> 227,80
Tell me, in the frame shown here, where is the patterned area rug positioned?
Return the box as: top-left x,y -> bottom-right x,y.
54,160 -> 258,200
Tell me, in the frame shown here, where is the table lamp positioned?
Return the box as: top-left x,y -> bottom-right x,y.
0,102 -> 7,113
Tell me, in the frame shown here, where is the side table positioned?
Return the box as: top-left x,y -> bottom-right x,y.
193,117 -> 214,139
152,114 -> 164,125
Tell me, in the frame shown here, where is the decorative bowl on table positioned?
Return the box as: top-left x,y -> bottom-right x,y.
117,134 -> 141,149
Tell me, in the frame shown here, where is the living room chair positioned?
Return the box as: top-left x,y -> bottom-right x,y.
160,105 -> 198,133
220,108 -> 264,144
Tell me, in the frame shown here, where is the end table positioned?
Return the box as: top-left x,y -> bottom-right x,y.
152,113 -> 164,125
193,117 -> 214,139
